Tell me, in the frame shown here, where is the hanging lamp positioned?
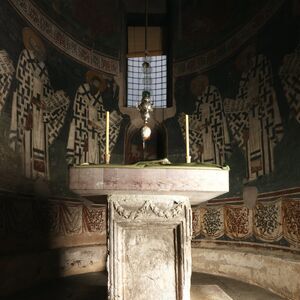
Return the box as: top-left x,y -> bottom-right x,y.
137,0 -> 153,149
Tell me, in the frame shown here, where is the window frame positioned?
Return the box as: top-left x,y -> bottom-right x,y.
125,12 -> 171,108
127,54 -> 168,108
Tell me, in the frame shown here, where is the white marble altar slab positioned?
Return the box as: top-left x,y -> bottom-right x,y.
69,166 -> 229,205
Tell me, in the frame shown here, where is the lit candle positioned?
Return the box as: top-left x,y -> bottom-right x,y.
105,111 -> 110,164
185,114 -> 191,163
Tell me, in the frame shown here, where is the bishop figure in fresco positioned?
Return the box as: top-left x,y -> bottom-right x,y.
9,27 -> 70,179
179,74 -> 230,165
225,52 -> 283,181
66,70 -> 122,165
0,49 -> 14,115
279,42 -> 300,123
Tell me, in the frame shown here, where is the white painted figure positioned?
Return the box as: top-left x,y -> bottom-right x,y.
179,75 -> 230,165
225,53 -> 283,181
0,49 -> 14,115
9,28 -> 69,179
66,71 -> 122,165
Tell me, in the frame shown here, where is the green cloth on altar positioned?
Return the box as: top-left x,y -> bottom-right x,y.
75,158 -> 229,170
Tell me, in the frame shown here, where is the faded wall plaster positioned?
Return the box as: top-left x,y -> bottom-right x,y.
192,244 -> 300,300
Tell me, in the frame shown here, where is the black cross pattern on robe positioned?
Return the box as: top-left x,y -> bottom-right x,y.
211,117 -> 222,138
77,122 -> 86,139
239,87 -> 248,100
77,97 -> 85,111
98,105 -> 106,120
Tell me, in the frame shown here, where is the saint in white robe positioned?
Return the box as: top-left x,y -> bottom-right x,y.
66,83 -> 122,165
9,49 -> 69,179
0,49 -> 14,115
179,85 -> 230,165
225,54 -> 283,181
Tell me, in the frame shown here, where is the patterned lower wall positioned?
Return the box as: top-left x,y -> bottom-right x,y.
0,189 -> 106,254
192,188 -> 300,251
0,189 -> 107,296
1,187 -> 300,297
1,187 -> 299,252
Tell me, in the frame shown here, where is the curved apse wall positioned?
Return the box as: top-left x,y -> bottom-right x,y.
0,0 -> 123,296
0,0 -> 127,191
170,0 -> 300,253
167,0 -> 300,197
168,0 -> 300,298
1,0 -> 300,298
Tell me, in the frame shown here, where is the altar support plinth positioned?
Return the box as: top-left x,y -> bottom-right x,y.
69,164 -> 229,300
107,194 -> 191,300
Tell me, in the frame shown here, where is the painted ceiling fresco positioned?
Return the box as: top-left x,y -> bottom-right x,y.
176,0 -> 266,58
31,0 -> 122,57
30,0 -> 267,60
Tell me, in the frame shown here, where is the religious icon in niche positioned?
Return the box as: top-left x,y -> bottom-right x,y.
178,74 -> 230,165
225,49 -> 283,181
66,70 -> 122,165
9,27 -> 70,179
0,49 -> 14,115
279,42 -> 300,124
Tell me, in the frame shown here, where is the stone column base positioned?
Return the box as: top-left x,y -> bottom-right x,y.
107,194 -> 192,300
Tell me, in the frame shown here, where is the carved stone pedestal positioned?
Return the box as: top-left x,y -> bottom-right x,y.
69,165 -> 229,300
107,195 -> 192,300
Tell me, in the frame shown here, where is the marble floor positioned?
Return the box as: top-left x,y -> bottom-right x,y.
5,272 -> 285,300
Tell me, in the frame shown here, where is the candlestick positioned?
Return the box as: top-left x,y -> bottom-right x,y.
105,111 -> 110,164
185,114 -> 191,163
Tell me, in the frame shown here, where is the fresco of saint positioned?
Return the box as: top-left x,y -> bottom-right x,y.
9,27 -> 70,179
179,75 -> 230,165
66,70 -> 122,165
279,42 -> 300,123
0,49 -> 14,115
225,50 -> 283,181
